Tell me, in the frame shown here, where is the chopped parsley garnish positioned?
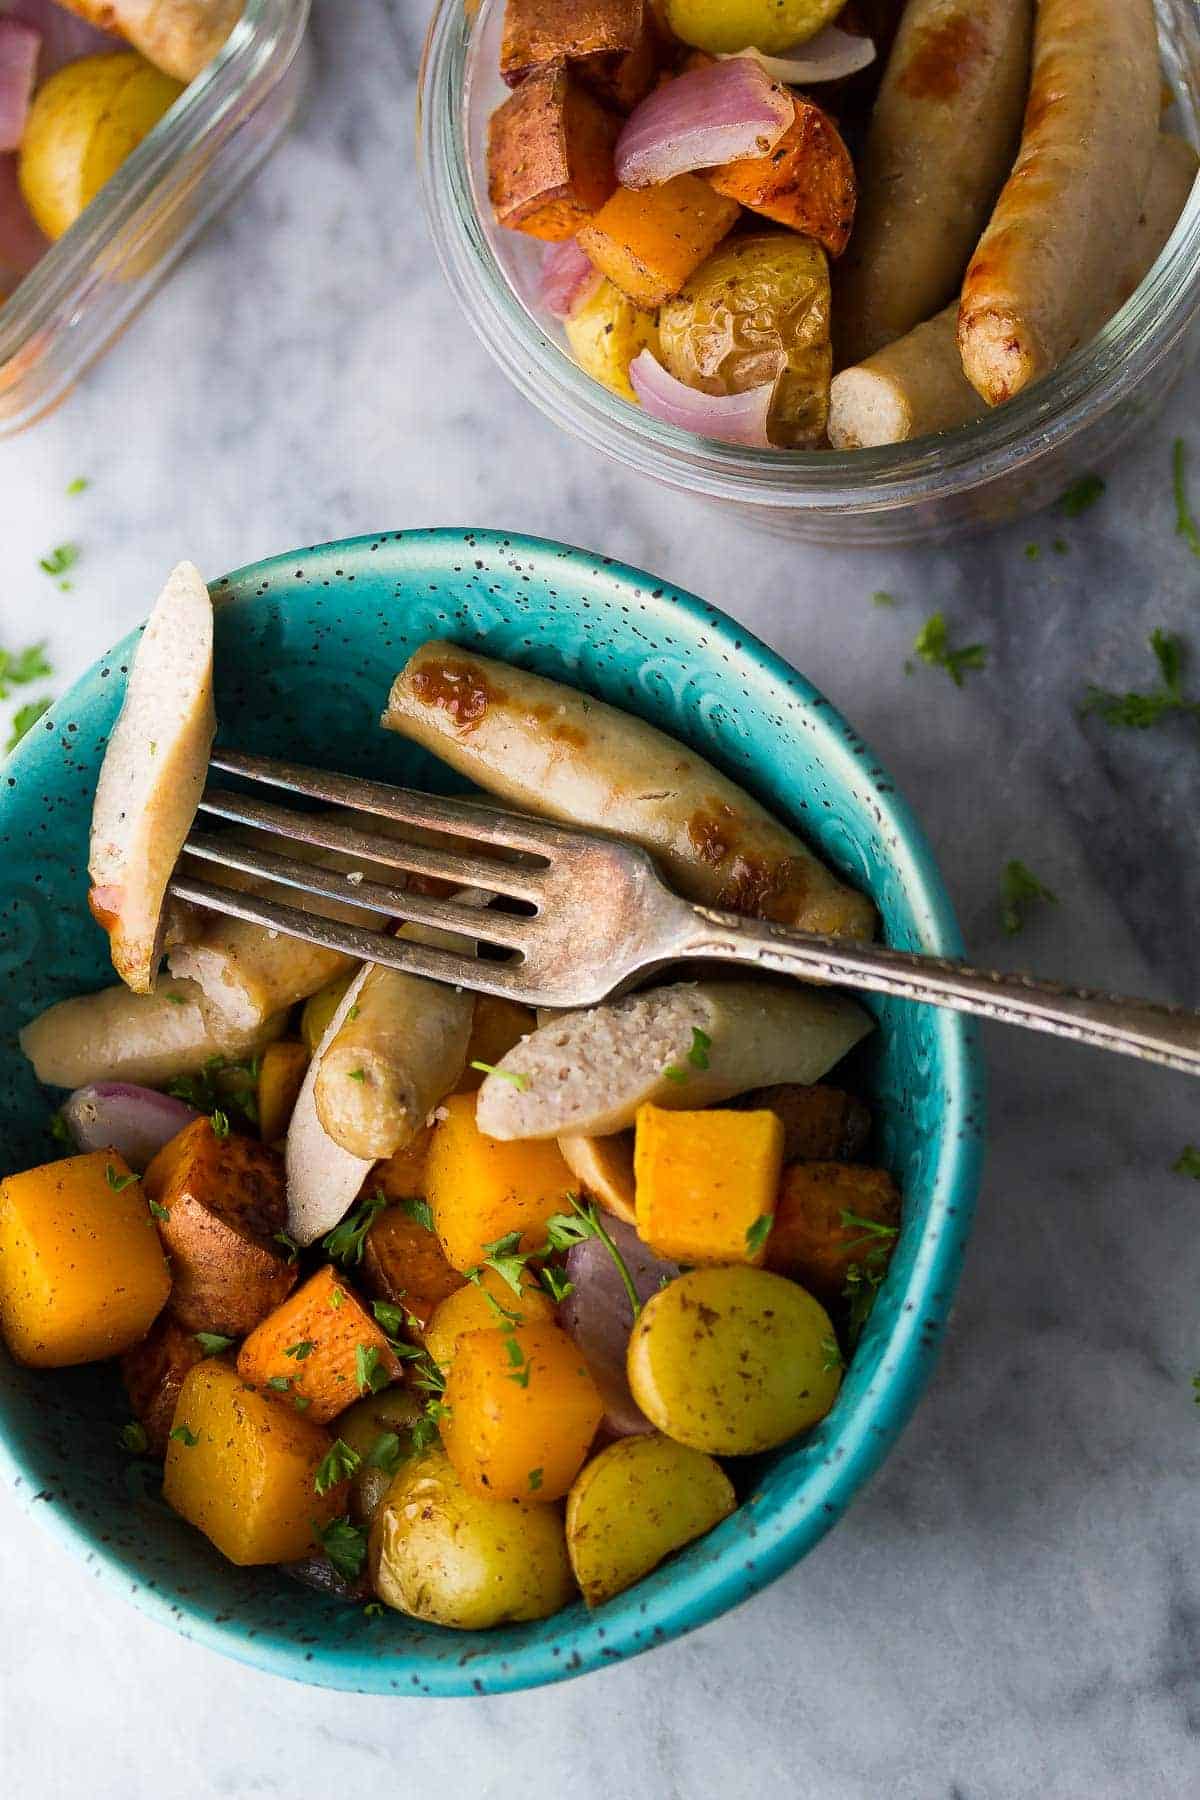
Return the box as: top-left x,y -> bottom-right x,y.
0,641 -> 52,699
1193,1372 -> 1200,1408
365,1431 -> 405,1475
148,1199 -> 170,1222
545,1195 -> 642,1320
1053,538 -> 1069,556
170,1425 -> 199,1448
38,544 -> 78,579
527,1467 -> 544,1492
119,1421 -> 149,1454
194,1332 -> 234,1355
470,1229 -> 528,1298
347,1068 -> 366,1083
347,1004 -> 360,1021
371,1299 -> 408,1337
284,1339 -> 315,1361
209,1108 -> 231,1139
1173,1146 -> 1200,1179
661,1064 -> 689,1083
49,1111 -> 72,1147
322,1192 -> 388,1265
1174,439 -> 1200,557
66,477 -> 89,496
1001,860 -> 1058,935
355,1343 -> 392,1395
745,1214 -> 774,1257
266,1375 -> 291,1392
687,1027 -> 711,1070
912,613 -> 988,687
1023,543 -> 1040,561
1081,628 -> 1200,731
313,1515 -> 367,1583
6,698 -> 50,753
314,1439 -> 360,1496
105,1163 -> 137,1192
1058,473 -> 1105,518
838,1210 -> 899,1252
400,1195 -> 434,1233
293,1394 -> 312,1412
821,1335 -> 844,1373
329,1285 -> 345,1310
273,1228 -> 300,1264
538,1263 -> 574,1304
363,1601 -> 384,1618
469,1060 -> 530,1090
503,1329 -> 530,1387
842,1259 -> 886,1349
165,990 -> 187,1005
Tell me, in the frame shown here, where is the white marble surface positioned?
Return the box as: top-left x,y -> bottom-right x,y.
2,3 -> 1200,1794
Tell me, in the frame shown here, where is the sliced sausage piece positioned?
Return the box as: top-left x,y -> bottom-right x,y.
835,0 -> 1034,364
19,978 -> 285,1091
958,0 -> 1159,405
1116,132 -> 1199,306
88,561 -> 215,994
476,979 -> 872,1141
382,643 -> 875,941
829,302 -> 983,447
285,963 -> 377,1247
557,1131 -> 637,1224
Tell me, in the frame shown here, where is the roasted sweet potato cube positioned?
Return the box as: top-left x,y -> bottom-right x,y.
766,1162 -> 900,1300
237,1265 -> 405,1423
735,1083 -> 871,1163
488,61 -> 619,241
121,1314 -> 208,1456
708,99 -> 857,257
143,1118 -> 297,1337
361,1200 -> 465,1334
501,0 -> 658,111
578,174 -> 740,307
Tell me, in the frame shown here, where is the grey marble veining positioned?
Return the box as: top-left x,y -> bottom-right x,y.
2,3 -> 1200,1794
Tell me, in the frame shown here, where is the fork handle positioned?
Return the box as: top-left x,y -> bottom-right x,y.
679,907 -> 1200,1077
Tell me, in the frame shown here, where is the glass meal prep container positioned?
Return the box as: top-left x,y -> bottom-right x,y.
0,0 -> 309,436
418,0 -> 1200,546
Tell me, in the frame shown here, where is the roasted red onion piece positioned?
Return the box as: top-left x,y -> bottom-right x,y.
62,1081 -> 199,1168
629,349 -> 775,448
540,237 -> 602,320
0,16 -> 39,153
614,56 -> 793,189
0,151 -> 47,284
721,29 -> 876,87
560,1217 -> 678,1437
10,0 -> 120,78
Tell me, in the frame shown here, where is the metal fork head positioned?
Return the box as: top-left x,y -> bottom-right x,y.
168,751 -> 692,1008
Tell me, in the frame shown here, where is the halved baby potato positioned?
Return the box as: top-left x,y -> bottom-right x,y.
564,277 -> 660,403
566,1433 -> 735,1607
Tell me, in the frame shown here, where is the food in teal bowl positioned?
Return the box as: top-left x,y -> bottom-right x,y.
0,529 -> 983,1695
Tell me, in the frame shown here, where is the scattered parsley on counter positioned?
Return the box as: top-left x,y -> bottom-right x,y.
1023,543 -> 1040,561
66,477 -> 89,497
1000,860 -> 1058,935
912,613 -> 988,687
170,1425 -> 199,1448
314,1439 -> 361,1496
105,1163 -> 137,1192
871,590 -> 896,607
1173,439 -> 1200,558
745,1214 -> 774,1257
1082,628 -> 1200,730
119,1421 -> 149,1454
194,1332 -> 234,1355
313,1516 -> 367,1583
6,698 -> 50,753
0,641 -> 52,700
38,543 -> 78,589
1174,1146 -> 1200,1179
469,1060 -> 530,1090
1058,473 -> 1105,518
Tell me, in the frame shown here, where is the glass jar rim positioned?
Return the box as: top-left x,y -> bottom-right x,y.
418,0 -> 1200,515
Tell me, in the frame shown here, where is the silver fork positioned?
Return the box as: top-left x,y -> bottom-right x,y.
167,750 -> 1200,1078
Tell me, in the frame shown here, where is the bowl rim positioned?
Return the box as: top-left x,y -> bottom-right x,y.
0,528 -> 985,1695
418,0 -> 1200,514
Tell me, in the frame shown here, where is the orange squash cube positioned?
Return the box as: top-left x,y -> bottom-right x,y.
237,1265 -> 403,1423
634,1104 -> 784,1264
442,1321 -> 604,1501
578,174 -> 740,307
425,1092 -> 577,1272
423,1267 -> 556,1372
0,1151 -> 169,1367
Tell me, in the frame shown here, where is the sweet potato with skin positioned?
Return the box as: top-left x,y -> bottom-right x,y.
488,61 -> 619,242
766,1161 -> 900,1299
361,1200 -> 465,1334
501,0 -> 658,111
121,1313 -> 207,1456
53,0 -> 241,84
708,98 -> 856,257
577,173 -> 740,308
237,1265 -> 404,1424
144,1117 -> 296,1337
733,1083 -> 872,1164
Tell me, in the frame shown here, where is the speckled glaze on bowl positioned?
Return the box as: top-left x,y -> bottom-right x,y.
0,530 -> 984,1696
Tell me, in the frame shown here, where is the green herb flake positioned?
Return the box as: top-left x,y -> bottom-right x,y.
347,1068 -> 366,1083
912,613 -> 988,688
687,1027 -> 712,1071
1193,1372 -> 1200,1408
119,1421 -> 149,1454
661,1064 -> 689,1084
1173,1146 -> 1200,1180
821,1334 -> 845,1373
527,1467 -> 544,1492
347,1004 -> 360,1021
1052,538 -> 1069,556
6,698 -> 51,753
273,1228 -> 300,1264
544,1196 -> 643,1320
871,590 -> 896,608
838,1210 -> 899,1253
293,1394 -> 312,1412
745,1214 -> 774,1257
1059,473 -> 1105,518
363,1601 -> 385,1618
372,1299 -> 408,1337
1001,860 -> 1058,936
148,1199 -> 169,1222
170,1425 -> 199,1448
194,1332 -> 234,1355
1174,439 -> 1200,557
266,1375 -> 291,1392
314,1439 -> 361,1496
313,1515 -> 368,1583
284,1339 -> 316,1361
105,1163 -> 137,1192
329,1285 -> 345,1310
365,1431 -> 404,1475
1023,543 -> 1041,561
400,1195 -> 435,1233
469,1060 -> 530,1090
0,642 -> 52,701
355,1342 -> 392,1395
842,1260 -> 885,1349
38,544 -> 78,579
469,1228 -> 528,1298
66,477 -> 89,496
1081,628 -> 1200,731
209,1108 -> 231,1139
49,1111 -> 72,1147
322,1193 -> 388,1266
538,1264 -> 574,1304
165,991 -> 187,1005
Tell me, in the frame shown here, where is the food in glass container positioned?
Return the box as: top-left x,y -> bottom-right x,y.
0,573 -> 906,1625
481,0 -> 1193,452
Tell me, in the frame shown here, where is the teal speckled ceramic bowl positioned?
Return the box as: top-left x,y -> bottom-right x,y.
0,530 -> 984,1696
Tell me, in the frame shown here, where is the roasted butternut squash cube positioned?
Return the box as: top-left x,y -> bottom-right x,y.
734,1082 -> 871,1164
0,1151 -> 169,1367
256,1039 -> 309,1144
767,1162 -> 900,1300
459,995 -> 537,1091
121,1314 -> 209,1455
163,1360 -> 346,1565
361,1200 -> 464,1334
423,1266 -> 555,1372
442,1321 -> 604,1501
708,99 -> 857,257
425,1092 -> 576,1272
143,1117 -> 297,1337
634,1104 -> 784,1264
237,1265 -> 403,1423
488,61 -> 619,241
500,0 -> 657,111
578,174 -> 740,307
